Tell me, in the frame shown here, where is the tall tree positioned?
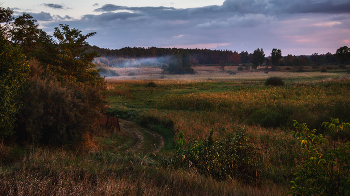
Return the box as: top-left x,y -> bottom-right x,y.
10,13 -> 40,56
252,48 -> 265,69
271,48 -> 282,70
336,46 -> 350,64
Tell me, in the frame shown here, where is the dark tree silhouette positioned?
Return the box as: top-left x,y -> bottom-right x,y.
252,48 -> 265,69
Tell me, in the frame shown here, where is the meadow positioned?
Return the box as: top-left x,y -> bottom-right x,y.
1,67 -> 350,195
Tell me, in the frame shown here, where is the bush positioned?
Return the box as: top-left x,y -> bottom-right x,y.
127,72 -> 136,76
0,38 -> 30,139
167,126 -> 261,184
237,66 -> 244,71
264,77 -> 285,86
289,119 -> 350,195
321,68 -> 327,72
146,82 -> 157,88
16,63 -> 107,145
227,70 -> 236,75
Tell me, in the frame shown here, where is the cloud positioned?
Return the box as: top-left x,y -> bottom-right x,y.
35,1 -> 350,55
82,12 -> 143,22
94,4 -> 176,12
43,3 -> 64,9
221,0 -> 350,14
29,12 -> 53,21
93,3 -> 99,7
197,14 -> 275,28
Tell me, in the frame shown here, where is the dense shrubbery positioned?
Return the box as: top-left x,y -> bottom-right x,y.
289,119 -> 350,195
166,126 -> 261,184
0,37 -> 30,139
15,61 -> 107,145
264,77 -> 285,86
1,8 -> 107,146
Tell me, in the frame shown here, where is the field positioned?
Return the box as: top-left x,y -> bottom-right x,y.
1,66 -> 350,195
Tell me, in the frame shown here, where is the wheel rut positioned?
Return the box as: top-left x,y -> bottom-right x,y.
118,119 -> 164,154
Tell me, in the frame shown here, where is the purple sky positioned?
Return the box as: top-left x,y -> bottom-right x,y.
5,0 -> 350,55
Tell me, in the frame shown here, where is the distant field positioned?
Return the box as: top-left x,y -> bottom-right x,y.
106,65 -> 348,82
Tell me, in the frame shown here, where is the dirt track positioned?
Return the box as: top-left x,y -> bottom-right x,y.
119,119 -> 164,154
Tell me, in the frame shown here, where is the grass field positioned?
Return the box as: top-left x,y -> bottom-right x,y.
1,67 -> 350,195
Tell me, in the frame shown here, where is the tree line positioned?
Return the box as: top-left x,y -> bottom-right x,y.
90,45 -> 350,70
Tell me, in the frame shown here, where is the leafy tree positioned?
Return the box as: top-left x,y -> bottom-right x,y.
10,13 -> 40,56
0,6 -> 13,38
163,50 -> 194,74
271,48 -> 282,70
252,48 -> 265,69
0,36 -> 30,139
336,46 -> 350,65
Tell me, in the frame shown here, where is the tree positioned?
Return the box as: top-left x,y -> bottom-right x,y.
271,48 -> 282,70
163,50 -> 194,74
336,46 -> 350,64
0,36 -> 30,139
10,13 -> 40,56
0,6 -> 13,38
252,48 -> 265,69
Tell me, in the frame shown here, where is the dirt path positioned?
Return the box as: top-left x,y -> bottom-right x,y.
118,119 -> 164,154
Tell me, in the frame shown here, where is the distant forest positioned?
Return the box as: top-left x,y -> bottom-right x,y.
89,45 -> 343,68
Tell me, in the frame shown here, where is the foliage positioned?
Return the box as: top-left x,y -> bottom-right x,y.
246,109 -> 288,128
167,126 -> 261,184
162,51 -> 194,74
146,81 -> 157,87
10,13 -> 40,56
271,48 -> 282,70
336,46 -> 350,64
265,76 -> 285,86
16,65 -> 107,145
0,37 -> 30,139
252,48 -> 265,69
0,7 -> 13,37
289,119 -> 350,195
237,66 -> 244,71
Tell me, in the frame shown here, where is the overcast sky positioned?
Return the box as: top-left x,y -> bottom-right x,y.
4,0 -> 350,55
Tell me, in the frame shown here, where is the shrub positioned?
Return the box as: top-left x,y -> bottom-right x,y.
167,126 -> 261,184
237,66 -> 244,71
321,68 -> 327,72
289,119 -> 350,195
16,63 -> 107,145
127,72 -> 136,76
227,70 -> 236,75
264,77 -> 285,86
146,81 -> 157,88
0,38 -> 30,139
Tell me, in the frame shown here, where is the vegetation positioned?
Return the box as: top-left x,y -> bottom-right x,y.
252,48 -> 265,69
1,7 -> 107,145
0,36 -> 30,139
2,5 -> 350,196
289,119 -> 350,195
265,76 -> 285,86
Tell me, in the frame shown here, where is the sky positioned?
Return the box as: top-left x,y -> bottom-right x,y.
4,0 -> 350,55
